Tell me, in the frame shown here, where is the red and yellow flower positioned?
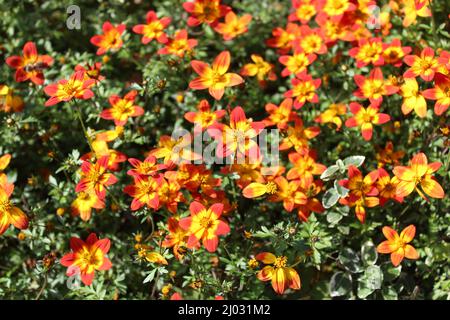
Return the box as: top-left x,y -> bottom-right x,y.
127,155 -> 166,178
279,50 -> 316,77
376,168 -> 403,206
123,174 -> 164,211
71,191 -> 105,221
266,23 -> 300,54
0,186 -> 28,235
349,38 -> 384,68
207,106 -> 265,159
157,29 -> 198,57
75,156 -> 118,200
150,134 -> 201,165
183,0 -> 230,27
289,0 -> 317,24
382,39 -> 412,67
377,225 -> 419,266
422,73 -> 450,116
256,252 -> 301,295
5,41 -> 53,85
179,202 -> 230,253
403,47 -> 439,82
90,21 -> 126,55
162,217 -> 189,260
189,51 -> 244,100
184,99 -> 226,132
393,153 -> 444,200
345,102 -> 391,141
214,11 -> 252,41
100,90 -> 144,126
376,141 -> 405,167
44,71 -> 95,106
132,11 -> 171,44
263,98 -> 299,130
285,72 -> 321,109
353,67 -> 398,106
60,233 -> 112,286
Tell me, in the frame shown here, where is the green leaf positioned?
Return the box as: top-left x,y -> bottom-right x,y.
339,248 -> 363,273
381,263 -> 402,282
329,272 -> 353,297
363,265 -> 383,290
357,280 -> 374,299
320,165 -> 339,180
361,241 -> 378,266
326,211 -> 343,225
343,156 -> 365,168
322,188 -> 340,209
382,286 -> 398,300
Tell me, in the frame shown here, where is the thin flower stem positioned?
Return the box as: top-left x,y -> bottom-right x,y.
73,101 -> 95,155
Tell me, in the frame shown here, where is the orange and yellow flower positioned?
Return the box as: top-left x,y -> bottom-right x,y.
60,233 -> 112,286
399,78 -> 427,118
285,72 -> 321,109
256,252 -> 301,295
403,47 -> 439,82
401,0 -> 431,27
287,151 -> 326,181
44,71 -> 95,106
345,102 -> 390,141
90,21 -> 126,55
124,174 -> 164,211
71,191 -> 105,221
349,38 -> 384,68
75,156 -> 118,200
162,217 -> 189,260
263,98 -> 299,130
376,142 -> 405,167
393,153 -> 444,200
0,186 -> 28,235
184,99 -> 226,132
353,67 -> 398,107
377,225 -> 419,266
127,155 -> 166,178
214,11 -> 252,41
279,50 -> 316,77
0,85 -> 24,113
157,29 -> 198,57
132,11 -> 171,44
189,51 -> 244,100
240,55 -> 276,83
382,39 -> 412,67
422,73 -> 450,116
183,0 -> 230,27
289,0 -> 317,24
314,103 -> 346,130
179,202 -> 230,253
100,90 -> 144,126
150,134 -> 201,165
376,168 -> 403,206
5,41 -> 53,85
279,119 -> 320,154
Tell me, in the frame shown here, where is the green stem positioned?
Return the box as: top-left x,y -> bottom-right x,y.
73,101 -> 94,155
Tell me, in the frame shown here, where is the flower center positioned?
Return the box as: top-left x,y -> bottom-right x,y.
274,256 -> 287,268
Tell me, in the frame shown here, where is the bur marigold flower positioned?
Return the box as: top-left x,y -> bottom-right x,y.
314,103 -> 346,130
132,11 -> 171,44
81,139 -> 127,172
279,50 -> 316,77
75,156 -> 118,200
90,21 -> 126,55
376,142 -> 405,167
44,71 -> 95,106
184,99 -> 226,132
0,154 -> 11,172
150,134 -> 202,165
5,41 -> 53,85
266,23 -> 300,54
162,217 -> 189,260
285,72 -> 321,109
60,233 -> 112,286
348,38 -> 384,68
376,168 -> 403,206
0,85 -> 24,113
158,177 -> 186,214
208,106 -> 265,159
263,98 -> 299,130
377,225 -> 419,266
179,202 -> 230,253
402,0 -> 431,27
422,73 -> 450,116
403,47 -> 439,82
71,191 -> 105,221
157,29 -> 198,57
382,39 -> 412,67
123,174 -> 164,211
182,0 -> 230,27
279,119 -> 320,154
74,62 -> 105,84
189,51 -> 244,100
317,0 -> 356,21
393,153 -> 445,200
289,0 -> 317,24
353,68 -> 398,107
287,151 -> 326,181
345,102 -> 391,141
240,55 -> 277,83
0,187 -> 28,235
339,166 -> 379,223
127,155 -> 166,178
296,177 -> 325,222
100,90 -> 144,126
256,252 -> 301,295
295,26 -> 327,55
399,78 -> 427,118
215,11 -> 252,41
